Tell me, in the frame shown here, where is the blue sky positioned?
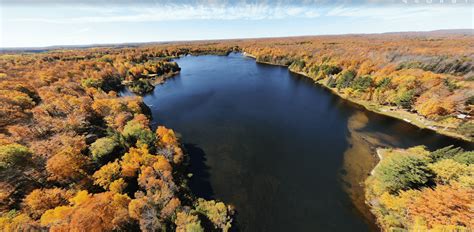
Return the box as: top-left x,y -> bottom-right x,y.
1,0 -> 472,47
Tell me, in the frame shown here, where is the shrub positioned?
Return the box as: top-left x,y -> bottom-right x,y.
0,143 -> 31,171
89,137 -> 118,161
375,152 -> 432,193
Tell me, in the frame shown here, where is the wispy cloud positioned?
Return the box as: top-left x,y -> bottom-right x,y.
1,0 -> 376,6
9,4 -> 322,23
325,5 -> 468,21
2,1 -> 471,48
7,2 -> 469,26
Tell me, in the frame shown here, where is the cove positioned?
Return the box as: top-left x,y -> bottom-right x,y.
123,53 -> 473,231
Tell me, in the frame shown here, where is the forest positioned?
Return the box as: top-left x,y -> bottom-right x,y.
0,31 -> 473,231
0,44 -> 236,231
238,31 -> 474,141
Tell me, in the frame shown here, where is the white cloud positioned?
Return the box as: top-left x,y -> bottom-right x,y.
9,3 -> 467,25
9,4 -> 322,23
325,5 -> 469,21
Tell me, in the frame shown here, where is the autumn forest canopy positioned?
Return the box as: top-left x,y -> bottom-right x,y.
0,31 -> 473,231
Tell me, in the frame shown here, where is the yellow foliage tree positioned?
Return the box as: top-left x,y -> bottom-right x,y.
120,145 -> 155,177
93,160 -> 121,189
153,155 -> 173,173
175,211 -> 204,232
23,188 -> 72,219
41,191 -> 131,231
429,159 -> 470,185
46,147 -> 89,184
408,185 -> 473,229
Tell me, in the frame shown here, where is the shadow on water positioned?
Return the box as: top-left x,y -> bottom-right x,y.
290,72 -> 380,231
184,143 -> 215,199
184,143 -> 244,232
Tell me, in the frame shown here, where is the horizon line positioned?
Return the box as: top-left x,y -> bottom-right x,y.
1,28 -> 472,51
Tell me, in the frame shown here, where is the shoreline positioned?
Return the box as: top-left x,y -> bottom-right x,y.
242,52 -> 472,143
122,70 -> 181,95
242,52 -> 289,67
370,148 -> 385,176
150,70 -> 181,86
365,148 -> 386,231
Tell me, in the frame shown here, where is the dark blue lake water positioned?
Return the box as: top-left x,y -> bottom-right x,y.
129,53 -> 472,232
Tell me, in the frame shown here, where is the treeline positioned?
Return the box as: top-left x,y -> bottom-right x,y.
366,146 -> 473,231
0,44 -> 236,231
239,33 -> 473,141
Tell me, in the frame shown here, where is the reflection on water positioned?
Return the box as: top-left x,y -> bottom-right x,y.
135,53 -> 473,232
340,104 -> 474,231
341,112 -> 378,229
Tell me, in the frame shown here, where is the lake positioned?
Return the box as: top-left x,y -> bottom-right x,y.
129,53 -> 473,231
